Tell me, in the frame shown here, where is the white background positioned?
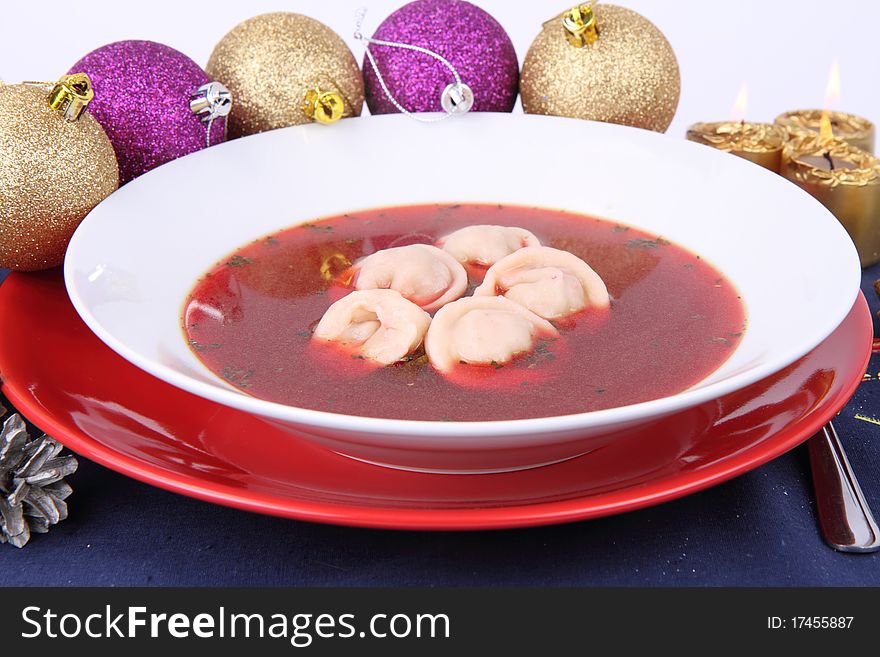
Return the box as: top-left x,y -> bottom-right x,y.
1,0 -> 876,138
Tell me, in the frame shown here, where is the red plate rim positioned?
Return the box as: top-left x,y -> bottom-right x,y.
1,292 -> 871,531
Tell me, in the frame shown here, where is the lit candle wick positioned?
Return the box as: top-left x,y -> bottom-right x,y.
823,151 -> 835,170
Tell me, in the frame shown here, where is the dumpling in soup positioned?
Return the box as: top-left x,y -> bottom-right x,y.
473,246 -> 610,320
437,224 -> 541,267
350,244 -> 467,313
313,289 -> 431,365
425,296 -> 558,372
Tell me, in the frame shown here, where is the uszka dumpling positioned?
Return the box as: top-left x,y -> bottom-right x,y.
437,224 -> 541,267
313,289 -> 431,365
473,246 -> 610,320
350,244 -> 467,313
425,296 -> 558,372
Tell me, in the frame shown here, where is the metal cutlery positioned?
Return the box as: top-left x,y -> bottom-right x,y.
808,421 -> 880,552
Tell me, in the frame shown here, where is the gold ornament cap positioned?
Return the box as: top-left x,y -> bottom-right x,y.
562,2 -> 599,47
47,73 -> 94,122
302,88 -> 345,124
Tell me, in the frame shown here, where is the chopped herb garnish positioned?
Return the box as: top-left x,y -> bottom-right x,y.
514,338 -> 559,369
711,337 -> 732,346
266,236 -> 280,246
220,367 -> 254,388
439,416 -> 454,422
304,223 -> 334,232
626,237 -> 670,249
683,263 -> 694,269
296,329 -> 311,338
612,225 -> 631,233
188,340 -> 221,352
520,381 -> 530,387
595,387 -> 607,394
490,360 -> 504,370
226,255 -> 252,267
728,331 -> 743,338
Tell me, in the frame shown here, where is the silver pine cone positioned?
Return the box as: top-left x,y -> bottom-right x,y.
0,411 -> 77,548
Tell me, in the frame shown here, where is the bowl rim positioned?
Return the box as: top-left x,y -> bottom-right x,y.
63,113 -> 862,439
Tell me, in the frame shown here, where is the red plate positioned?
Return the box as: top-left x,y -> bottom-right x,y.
0,271 -> 871,530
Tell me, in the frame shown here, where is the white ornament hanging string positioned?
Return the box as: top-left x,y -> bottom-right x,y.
354,8 -> 474,123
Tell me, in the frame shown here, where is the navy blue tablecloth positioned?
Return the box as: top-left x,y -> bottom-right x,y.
1,267 -> 879,587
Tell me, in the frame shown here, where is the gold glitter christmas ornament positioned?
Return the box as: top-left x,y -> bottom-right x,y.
0,83 -> 118,271
521,3 -> 680,132
206,12 -> 365,138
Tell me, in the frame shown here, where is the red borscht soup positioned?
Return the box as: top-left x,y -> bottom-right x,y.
182,204 -> 745,421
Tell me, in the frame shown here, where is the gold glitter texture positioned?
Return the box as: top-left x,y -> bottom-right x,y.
206,12 -> 365,138
776,109 -> 875,154
686,121 -> 784,172
0,84 -> 118,271
686,122 -> 785,154
521,5 -> 680,132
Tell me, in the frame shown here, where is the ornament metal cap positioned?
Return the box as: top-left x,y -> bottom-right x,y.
562,2 -> 600,47
302,88 -> 345,125
47,73 -> 94,122
189,81 -> 232,123
441,83 -> 474,114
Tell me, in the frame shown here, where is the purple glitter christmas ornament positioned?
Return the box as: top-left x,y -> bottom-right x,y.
70,41 -> 228,184
363,0 -> 518,115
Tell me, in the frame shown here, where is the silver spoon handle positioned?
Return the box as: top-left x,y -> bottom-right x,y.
808,422 -> 880,552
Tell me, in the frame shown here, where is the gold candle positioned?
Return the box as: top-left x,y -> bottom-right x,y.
775,109 -> 875,153
781,130 -> 880,267
686,121 -> 785,172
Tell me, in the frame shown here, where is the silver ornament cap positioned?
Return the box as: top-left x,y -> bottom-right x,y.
441,83 -> 474,115
190,81 -> 233,123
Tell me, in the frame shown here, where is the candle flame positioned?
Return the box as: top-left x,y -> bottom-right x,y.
730,83 -> 748,122
819,59 -> 841,142
819,111 -> 833,142
824,59 -> 841,107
